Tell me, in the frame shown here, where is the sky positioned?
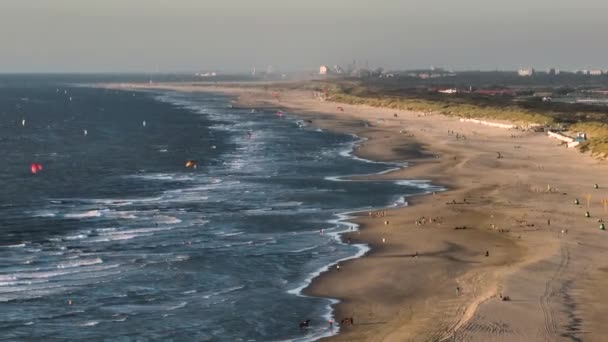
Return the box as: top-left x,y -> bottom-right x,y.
1,0 -> 608,73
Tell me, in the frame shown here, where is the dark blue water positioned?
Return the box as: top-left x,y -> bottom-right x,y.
0,76 -> 440,341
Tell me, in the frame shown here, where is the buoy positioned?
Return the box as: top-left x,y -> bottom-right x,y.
21,119 -> 26,127
142,120 -> 146,127
83,129 -> 88,136
600,223 -> 605,230
574,199 -> 580,205
585,211 -> 590,218
68,299 -> 73,305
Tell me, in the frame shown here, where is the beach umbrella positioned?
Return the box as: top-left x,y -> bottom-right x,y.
585,211 -> 590,218
594,184 -> 599,189
600,223 -> 605,230
574,199 -> 580,205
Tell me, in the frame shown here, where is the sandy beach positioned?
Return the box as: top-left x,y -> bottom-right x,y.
107,82 -> 608,341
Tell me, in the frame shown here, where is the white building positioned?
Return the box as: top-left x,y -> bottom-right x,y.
319,65 -> 329,75
590,70 -> 604,76
518,68 -> 535,77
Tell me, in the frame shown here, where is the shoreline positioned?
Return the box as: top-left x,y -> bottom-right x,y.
290,135 -> 444,341
103,82 -> 608,341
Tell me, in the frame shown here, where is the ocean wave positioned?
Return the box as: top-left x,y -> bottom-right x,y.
30,211 -> 57,218
64,210 -> 102,219
87,234 -> 151,243
152,215 -> 182,225
394,179 -> 444,192
127,173 -> 194,182
202,285 -> 245,299
392,196 -> 409,208
57,257 -> 103,269
291,245 -> 320,253
1,243 -> 26,248
167,301 -> 188,311
80,321 -> 100,327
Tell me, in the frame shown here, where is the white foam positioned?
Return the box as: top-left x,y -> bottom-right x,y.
202,285 -> 244,299
57,257 -> 103,269
65,234 -> 88,240
152,215 -> 182,225
395,179 -> 445,192
392,196 -> 409,208
88,234 -> 149,242
31,211 -> 56,218
81,321 -> 99,327
128,174 -> 194,182
166,301 -> 188,311
292,245 -> 320,253
2,243 -> 26,248
65,210 -> 102,219
101,226 -> 175,236
1,264 -> 120,286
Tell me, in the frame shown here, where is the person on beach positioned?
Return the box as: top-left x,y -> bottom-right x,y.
329,318 -> 334,329
456,287 -> 461,296
485,250 -> 490,257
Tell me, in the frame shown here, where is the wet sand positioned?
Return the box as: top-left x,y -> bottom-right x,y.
106,82 -> 608,341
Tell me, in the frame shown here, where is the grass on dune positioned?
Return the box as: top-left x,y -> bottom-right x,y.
310,82 -> 608,157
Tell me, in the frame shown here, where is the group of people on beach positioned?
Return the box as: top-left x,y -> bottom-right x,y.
415,216 -> 443,226
300,317 -> 355,331
368,210 -> 386,218
447,130 -> 466,140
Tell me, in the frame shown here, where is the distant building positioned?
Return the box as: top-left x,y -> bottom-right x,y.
518,68 -> 535,77
319,65 -> 329,75
590,70 -> 604,76
547,68 -> 556,76
438,88 -> 458,94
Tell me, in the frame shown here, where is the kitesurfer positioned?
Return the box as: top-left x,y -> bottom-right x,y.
185,160 -> 198,169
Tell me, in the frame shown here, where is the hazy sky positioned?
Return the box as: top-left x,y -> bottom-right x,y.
2,0 -> 607,73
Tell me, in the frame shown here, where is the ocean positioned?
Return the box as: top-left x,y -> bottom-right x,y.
0,75 -> 441,341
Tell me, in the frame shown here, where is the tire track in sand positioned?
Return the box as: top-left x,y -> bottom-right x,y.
539,243 -> 569,339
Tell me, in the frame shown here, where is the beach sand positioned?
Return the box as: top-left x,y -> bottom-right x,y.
107,82 -> 608,341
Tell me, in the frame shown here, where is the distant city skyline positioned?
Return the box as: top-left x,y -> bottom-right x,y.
2,0 -> 608,73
